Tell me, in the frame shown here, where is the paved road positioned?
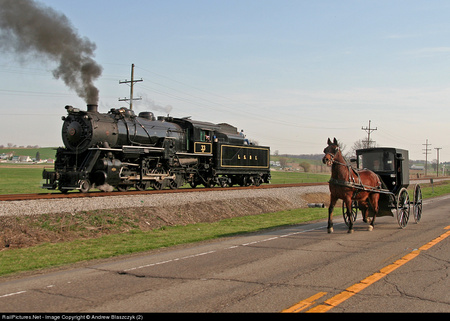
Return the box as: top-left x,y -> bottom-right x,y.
0,195 -> 449,313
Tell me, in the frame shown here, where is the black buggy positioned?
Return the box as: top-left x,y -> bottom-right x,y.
343,147 -> 423,228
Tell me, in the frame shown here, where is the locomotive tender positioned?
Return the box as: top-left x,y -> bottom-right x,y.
43,104 -> 271,193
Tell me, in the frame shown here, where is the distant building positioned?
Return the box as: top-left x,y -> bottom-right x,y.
18,156 -> 32,162
0,152 -> 13,160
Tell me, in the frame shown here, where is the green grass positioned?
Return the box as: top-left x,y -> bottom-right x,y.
270,171 -> 329,184
0,167 -> 329,195
419,181 -> 450,198
0,168 -> 45,194
0,147 -> 56,160
0,207 -> 327,276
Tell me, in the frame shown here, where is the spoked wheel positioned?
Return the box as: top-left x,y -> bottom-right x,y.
79,179 -> 91,193
169,173 -> 183,190
117,184 -> 130,192
151,168 -> 166,190
413,184 -> 423,223
396,187 -> 410,228
135,182 -> 149,191
342,200 -> 358,227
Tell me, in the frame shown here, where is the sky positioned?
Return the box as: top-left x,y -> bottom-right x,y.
1,0 -> 450,162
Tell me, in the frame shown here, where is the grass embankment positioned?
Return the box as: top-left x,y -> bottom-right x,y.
0,208 -> 326,276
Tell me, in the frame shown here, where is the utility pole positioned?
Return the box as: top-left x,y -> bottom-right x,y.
361,120 -> 377,148
435,147 -> 442,177
422,139 -> 431,176
119,63 -> 143,110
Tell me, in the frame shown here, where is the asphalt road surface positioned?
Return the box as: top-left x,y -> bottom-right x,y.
1,195 -> 449,313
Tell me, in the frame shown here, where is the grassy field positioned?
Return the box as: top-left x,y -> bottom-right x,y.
0,147 -> 57,161
0,167 -> 48,194
0,181 -> 449,277
0,166 -> 329,194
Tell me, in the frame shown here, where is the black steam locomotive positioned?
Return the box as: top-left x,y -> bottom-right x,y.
43,104 -> 271,193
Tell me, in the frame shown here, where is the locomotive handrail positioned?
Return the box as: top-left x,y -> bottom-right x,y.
176,152 -> 213,157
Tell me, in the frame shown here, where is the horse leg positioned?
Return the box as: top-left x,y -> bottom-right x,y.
368,193 -> 380,231
328,196 -> 337,233
359,200 -> 370,224
361,202 -> 369,223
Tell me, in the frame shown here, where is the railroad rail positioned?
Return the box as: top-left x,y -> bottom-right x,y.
0,182 -> 328,202
0,177 -> 445,202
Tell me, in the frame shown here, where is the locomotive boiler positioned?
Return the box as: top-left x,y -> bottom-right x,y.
43,104 -> 271,192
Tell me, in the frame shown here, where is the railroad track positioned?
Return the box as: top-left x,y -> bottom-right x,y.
0,182 -> 328,202
1,177 -> 444,202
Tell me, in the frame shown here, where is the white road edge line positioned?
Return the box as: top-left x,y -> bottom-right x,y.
123,223 -> 332,272
0,290 -> 27,299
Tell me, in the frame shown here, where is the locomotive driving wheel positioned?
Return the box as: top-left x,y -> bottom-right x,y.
396,187 -> 410,228
150,167 -> 166,190
135,182 -> 149,191
79,179 -> 91,193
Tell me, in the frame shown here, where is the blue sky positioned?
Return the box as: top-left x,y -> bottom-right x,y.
1,0 -> 450,161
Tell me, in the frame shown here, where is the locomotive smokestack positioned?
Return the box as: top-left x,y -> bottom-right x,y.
87,104 -> 98,113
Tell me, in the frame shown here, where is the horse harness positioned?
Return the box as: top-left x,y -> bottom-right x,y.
328,160 -> 382,196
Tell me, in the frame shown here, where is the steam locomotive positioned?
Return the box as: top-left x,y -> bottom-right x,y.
43,104 -> 271,193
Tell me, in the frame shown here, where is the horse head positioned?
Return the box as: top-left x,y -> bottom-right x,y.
322,137 -> 340,166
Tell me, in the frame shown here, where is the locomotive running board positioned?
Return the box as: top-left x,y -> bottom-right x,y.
125,174 -> 176,181
88,146 -> 164,153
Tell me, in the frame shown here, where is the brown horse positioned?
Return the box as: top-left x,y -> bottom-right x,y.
322,138 -> 381,233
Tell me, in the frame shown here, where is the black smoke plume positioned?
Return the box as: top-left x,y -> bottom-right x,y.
0,0 -> 102,104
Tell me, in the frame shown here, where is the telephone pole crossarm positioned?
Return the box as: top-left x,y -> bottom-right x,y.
119,63 -> 143,110
361,120 -> 377,148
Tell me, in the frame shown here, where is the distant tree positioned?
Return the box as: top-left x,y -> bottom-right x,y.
35,151 -> 41,161
299,162 -> 311,172
279,157 -> 288,169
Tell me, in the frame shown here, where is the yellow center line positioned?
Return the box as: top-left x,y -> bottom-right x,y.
282,226 -> 450,313
281,292 -> 327,313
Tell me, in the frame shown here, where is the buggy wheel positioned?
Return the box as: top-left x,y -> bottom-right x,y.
396,187 -> 410,228
413,184 -> 423,223
342,200 -> 358,227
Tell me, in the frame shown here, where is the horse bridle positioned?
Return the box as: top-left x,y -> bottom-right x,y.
324,146 -> 347,166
